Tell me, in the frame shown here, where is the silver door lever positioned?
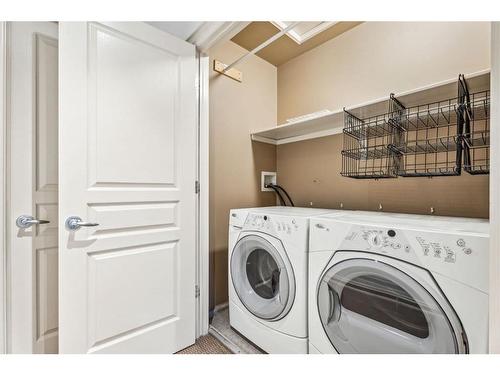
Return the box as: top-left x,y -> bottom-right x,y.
16,215 -> 50,229
65,216 -> 99,231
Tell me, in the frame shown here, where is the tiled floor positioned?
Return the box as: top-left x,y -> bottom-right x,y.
210,307 -> 264,354
177,307 -> 264,354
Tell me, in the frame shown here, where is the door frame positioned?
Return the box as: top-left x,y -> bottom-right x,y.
0,21 -> 210,352
196,52 -> 210,338
489,21 -> 500,354
0,21 -> 7,354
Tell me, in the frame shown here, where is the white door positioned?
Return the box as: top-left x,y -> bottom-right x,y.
59,22 -> 197,353
8,22 -> 59,354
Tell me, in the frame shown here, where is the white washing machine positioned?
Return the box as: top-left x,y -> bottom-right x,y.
308,212 -> 489,354
228,206 -> 343,353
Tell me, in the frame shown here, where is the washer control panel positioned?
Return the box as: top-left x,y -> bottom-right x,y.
245,214 -> 273,231
243,213 -> 301,236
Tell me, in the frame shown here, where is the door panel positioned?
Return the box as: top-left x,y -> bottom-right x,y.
35,34 -> 59,192
36,246 -> 58,346
9,22 -> 58,354
87,243 -> 177,344
59,22 -> 197,353
89,25 -> 176,186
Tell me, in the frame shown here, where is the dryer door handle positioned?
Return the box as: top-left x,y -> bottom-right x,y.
327,286 -> 341,324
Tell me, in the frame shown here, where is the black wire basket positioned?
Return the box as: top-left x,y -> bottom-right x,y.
390,98 -> 464,177
341,96 -> 403,179
389,75 -> 471,177
463,89 -> 490,174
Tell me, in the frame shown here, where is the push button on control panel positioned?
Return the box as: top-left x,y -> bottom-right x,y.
456,239 -> 466,247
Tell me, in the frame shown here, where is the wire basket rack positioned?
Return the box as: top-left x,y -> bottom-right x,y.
389,101 -> 463,176
341,96 -> 404,179
341,75 -> 490,179
388,75 -> 469,177
463,89 -> 490,174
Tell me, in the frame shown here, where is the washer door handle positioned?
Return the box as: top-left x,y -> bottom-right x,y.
271,269 -> 280,296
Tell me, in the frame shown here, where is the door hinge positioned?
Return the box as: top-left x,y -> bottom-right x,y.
195,285 -> 200,298
195,180 -> 200,194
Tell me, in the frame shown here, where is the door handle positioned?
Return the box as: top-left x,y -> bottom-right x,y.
327,286 -> 341,324
16,215 -> 50,229
65,216 -> 99,231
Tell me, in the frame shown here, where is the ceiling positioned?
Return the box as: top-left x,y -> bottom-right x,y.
147,22 -> 205,40
231,21 -> 363,66
270,21 -> 338,44
147,22 -> 250,52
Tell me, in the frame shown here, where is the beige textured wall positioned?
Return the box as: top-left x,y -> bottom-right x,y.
277,22 -> 490,218
209,41 -> 277,308
278,22 -> 491,123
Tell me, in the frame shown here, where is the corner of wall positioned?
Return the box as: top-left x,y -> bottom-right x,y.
208,39 -> 278,306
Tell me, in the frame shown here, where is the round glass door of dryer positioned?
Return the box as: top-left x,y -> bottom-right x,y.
317,258 -> 466,354
231,234 -> 295,321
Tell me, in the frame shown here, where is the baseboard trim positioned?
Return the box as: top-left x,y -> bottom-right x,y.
214,302 -> 229,312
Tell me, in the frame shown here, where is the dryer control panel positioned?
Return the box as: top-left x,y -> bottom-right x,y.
345,226 -> 482,266
344,227 -> 416,262
310,219 -> 489,293
362,229 -> 410,252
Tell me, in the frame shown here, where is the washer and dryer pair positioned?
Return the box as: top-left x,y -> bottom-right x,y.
228,207 -> 489,354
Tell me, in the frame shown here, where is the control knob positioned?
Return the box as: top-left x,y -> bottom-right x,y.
368,233 -> 383,248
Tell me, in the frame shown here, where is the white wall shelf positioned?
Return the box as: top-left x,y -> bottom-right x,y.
251,70 -> 490,145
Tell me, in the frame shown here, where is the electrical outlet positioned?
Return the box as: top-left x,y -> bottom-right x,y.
261,171 -> 277,192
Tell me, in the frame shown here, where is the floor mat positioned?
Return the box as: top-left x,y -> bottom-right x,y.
177,334 -> 232,354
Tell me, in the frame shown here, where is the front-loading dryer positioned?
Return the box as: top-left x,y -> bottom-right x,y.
228,206 -> 343,353
308,212 -> 489,354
